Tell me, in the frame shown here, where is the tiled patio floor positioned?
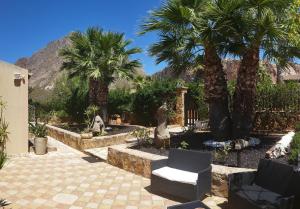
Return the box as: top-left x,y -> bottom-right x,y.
0,137 -> 227,209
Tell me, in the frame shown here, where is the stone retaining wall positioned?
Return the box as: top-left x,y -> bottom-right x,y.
46,124 -> 82,150
108,144 -> 166,178
46,124 -> 137,151
107,144 -> 255,198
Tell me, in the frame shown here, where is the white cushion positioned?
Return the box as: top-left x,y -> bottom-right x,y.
152,166 -> 198,185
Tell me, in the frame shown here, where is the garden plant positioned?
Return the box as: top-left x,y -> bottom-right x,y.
141,0 -> 300,140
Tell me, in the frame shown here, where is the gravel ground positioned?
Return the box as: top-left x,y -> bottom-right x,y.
132,132 -> 290,169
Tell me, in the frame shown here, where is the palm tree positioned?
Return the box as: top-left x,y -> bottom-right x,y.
142,0 -> 299,139
140,0 -> 244,139
60,27 -> 141,121
227,0 -> 298,138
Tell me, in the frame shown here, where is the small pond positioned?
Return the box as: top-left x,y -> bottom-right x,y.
131,132 -> 288,169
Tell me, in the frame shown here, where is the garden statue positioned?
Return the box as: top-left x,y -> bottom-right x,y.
154,103 -> 170,148
92,115 -> 105,135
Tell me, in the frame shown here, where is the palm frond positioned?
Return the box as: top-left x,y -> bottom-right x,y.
59,27 -> 141,84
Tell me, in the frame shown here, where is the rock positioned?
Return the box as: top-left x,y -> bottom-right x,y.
91,115 -> 105,134
266,131 -> 295,159
203,140 -> 232,148
154,103 -> 170,148
234,138 -> 260,150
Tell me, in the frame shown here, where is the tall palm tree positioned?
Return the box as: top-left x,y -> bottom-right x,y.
142,0 -> 299,139
228,0 -> 298,138
141,0 -> 244,139
60,27 -> 141,121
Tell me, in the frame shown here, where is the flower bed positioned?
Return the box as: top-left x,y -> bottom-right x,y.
130,132 -> 284,169
46,124 -> 140,151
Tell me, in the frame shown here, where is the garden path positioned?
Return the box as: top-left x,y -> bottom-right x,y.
0,137 -> 226,209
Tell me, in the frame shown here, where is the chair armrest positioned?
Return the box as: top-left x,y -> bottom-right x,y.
228,171 -> 256,192
151,159 -> 168,171
197,165 -> 212,181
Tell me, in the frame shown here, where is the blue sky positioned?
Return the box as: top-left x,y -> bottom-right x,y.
0,0 -> 167,75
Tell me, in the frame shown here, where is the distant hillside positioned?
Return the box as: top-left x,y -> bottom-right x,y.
152,60 -> 300,83
16,37 -> 71,90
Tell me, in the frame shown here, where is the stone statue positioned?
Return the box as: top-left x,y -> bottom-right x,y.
91,115 -> 105,135
154,103 -> 170,148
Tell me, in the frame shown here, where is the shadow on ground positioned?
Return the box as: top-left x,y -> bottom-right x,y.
81,156 -> 104,163
144,185 -> 185,203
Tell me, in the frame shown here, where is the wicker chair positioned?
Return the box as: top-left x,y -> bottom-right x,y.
151,149 -> 212,201
228,159 -> 295,209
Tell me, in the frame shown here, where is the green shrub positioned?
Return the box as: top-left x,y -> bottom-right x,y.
289,132 -> 300,164
178,140 -> 189,150
131,128 -> 152,147
50,74 -> 88,122
132,79 -> 177,126
256,82 -> 300,112
108,89 -> 133,115
30,74 -> 89,123
295,122 -> 300,132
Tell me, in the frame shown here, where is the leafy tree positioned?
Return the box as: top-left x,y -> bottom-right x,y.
60,27 -> 141,121
50,73 -> 88,122
108,89 -> 133,115
132,79 -> 177,126
133,75 -> 152,90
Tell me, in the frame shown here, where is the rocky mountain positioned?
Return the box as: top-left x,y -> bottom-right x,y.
153,60 -> 300,83
16,37 -> 71,90
16,35 -> 300,92
15,36 -> 145,90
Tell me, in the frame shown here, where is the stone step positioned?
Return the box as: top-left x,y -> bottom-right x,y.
125,137 -> 138,143
84,147 -> 109,161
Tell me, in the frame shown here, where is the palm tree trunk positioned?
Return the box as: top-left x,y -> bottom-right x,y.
89,78 -> 99,105
276,64 -> 284,84
97,82 -> 109,123
204,44 -> 231,140
232,47 -> 259,139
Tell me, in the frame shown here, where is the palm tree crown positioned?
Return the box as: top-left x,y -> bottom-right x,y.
60,27 -> 141,85
60,27 -> 141,121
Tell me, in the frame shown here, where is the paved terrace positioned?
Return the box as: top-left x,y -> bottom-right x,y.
0,137 -> 226,209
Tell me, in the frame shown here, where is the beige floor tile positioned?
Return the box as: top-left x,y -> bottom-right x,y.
0,137 -> 226,208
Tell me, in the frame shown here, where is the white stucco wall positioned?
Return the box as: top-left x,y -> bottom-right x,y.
0,61 -> 28,155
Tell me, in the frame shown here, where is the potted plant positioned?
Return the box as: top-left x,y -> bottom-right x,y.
29,122 -> 48,155
112,114 -> 122,125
